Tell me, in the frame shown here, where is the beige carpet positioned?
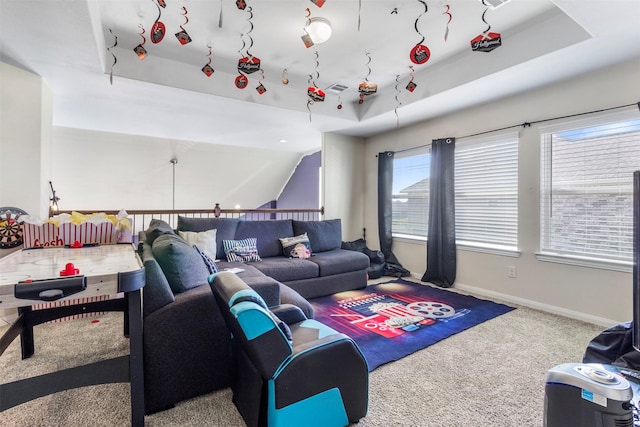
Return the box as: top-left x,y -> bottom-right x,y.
0,285 -> 605,426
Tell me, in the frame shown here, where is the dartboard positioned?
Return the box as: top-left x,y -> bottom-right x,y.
0,207 -> 28,249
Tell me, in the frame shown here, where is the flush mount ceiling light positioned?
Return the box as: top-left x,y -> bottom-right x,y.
305,17 -> 332,44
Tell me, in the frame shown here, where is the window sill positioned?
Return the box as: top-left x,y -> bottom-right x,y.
535,252 -> 632,273
392,235 -> 521,257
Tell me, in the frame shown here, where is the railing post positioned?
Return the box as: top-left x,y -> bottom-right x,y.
213,203 -> 221,218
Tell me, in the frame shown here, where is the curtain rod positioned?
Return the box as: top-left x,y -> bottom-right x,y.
387,101 -> 640,156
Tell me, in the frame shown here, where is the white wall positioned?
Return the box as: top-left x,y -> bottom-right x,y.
363,58 -> 640,326
0,62 -> 52,219
51,127 -> 304,212
322,133 -> 366,241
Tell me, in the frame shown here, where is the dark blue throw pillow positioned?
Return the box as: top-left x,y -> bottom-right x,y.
194,244 -> 218,274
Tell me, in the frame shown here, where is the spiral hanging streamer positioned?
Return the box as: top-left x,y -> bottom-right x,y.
138,24 -> 146,45
307,74 -> 313,122
202,44 -> 214,77
364,52 -> 372,81
255,69 -> 266,94
238,6 -> 254,58
282,68 -> 289,85
481,7 -> 491,34
414,0 -> 428,46
358,0 -> 362,31
406,65 -> 417,92
312,50 -> 320,87
358,52 -> 377,104
175,6 -> 192,45
151,0 -> 166,44
180,7 -> 189,31
394,74 -> 402,128
237,36 -> 247,58
246,7 -> 254,57
107,29 -> 118,85
443,4 -> 452,42
134,24 -> 148,60
470,0 -> 501,52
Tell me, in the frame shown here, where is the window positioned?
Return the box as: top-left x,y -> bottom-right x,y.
540,110 -> 640,267
392,148 -> 430,238
391,133 -> 519,253
455,133 -> 519,251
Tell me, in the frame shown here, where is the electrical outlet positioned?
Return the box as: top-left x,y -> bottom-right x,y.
507,266 -> 517,278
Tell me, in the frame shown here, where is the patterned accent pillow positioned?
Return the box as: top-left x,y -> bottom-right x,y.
194,244 -> 218,274
223,238 -> 262,262
279,233 -> 312,259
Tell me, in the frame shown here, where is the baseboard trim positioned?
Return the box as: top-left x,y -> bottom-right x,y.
407,272 -> 618,327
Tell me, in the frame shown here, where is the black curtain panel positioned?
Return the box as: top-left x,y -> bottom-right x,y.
377,152 -> 410,277
422,138 -> 457,287
377,151 -> 400,265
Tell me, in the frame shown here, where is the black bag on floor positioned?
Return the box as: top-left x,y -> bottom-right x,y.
341,239 -> 386,279
383,262 -> 411,278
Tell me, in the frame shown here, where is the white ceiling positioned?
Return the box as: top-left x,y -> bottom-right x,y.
1,0 -> 639,153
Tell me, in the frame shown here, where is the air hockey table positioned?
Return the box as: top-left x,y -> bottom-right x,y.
0,243 -> 145,426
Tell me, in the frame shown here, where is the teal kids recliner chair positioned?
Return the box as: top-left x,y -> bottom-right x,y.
209,272 -> 369,427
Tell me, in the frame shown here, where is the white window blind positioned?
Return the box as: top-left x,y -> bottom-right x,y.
540,110 -> 640,263
392,148 -> 430,238
455,133 -> 519,250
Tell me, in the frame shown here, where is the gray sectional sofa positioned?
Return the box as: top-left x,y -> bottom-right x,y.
177,216 -> 370,299
140,216 -> 369,414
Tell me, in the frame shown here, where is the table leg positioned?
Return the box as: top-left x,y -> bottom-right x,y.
17,306 -> 34,359
127,289 -> 145,426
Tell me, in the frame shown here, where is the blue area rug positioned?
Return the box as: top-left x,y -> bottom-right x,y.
309,279 -> 515,371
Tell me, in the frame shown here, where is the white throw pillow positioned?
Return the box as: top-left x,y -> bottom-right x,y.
178,229 -> 217,261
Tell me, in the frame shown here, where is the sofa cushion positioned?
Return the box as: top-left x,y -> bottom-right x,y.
177,216 -> 239,259
279,233 -> 312,259
223,238 -> 262,262
236,220 -> 294,258
292,219 -> 342,253
146,219 -> 175,246
152,233 -> 210,294
178,229 -> 217,260
141,242 -> 175,316
308,249 -> 370,277
249,257 -> 319,282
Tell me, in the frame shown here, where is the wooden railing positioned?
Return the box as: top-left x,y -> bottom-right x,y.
55,204 -> 324,237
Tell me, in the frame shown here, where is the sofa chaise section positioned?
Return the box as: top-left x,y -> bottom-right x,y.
140,219 -> 313,414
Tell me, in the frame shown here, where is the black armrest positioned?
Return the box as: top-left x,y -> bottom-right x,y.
270,304 -> 307,325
